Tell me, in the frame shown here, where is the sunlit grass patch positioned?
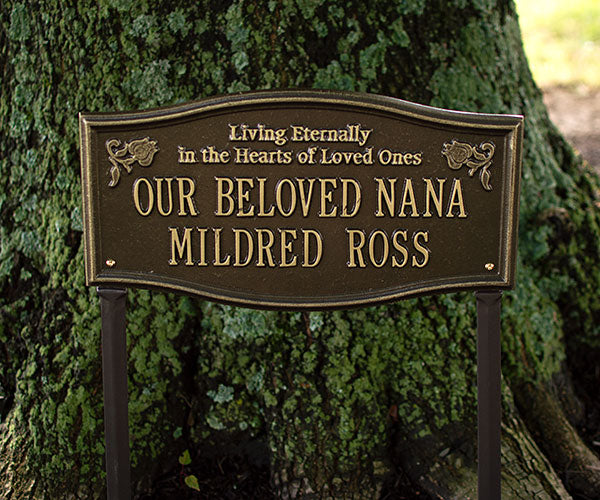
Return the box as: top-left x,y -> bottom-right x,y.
515,0 -> 600,87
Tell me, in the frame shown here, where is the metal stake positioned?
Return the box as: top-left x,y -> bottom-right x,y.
98,287 -> 131,500
476,290 -> 502,500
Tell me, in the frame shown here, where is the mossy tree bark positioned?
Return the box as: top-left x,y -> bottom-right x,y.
1,0 -> 599,498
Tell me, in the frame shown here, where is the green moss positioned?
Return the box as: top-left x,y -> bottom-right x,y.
194,299 -> 479,494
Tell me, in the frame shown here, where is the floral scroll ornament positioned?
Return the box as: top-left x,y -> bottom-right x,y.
106,137 -> 159,187
442,140 -> 495,191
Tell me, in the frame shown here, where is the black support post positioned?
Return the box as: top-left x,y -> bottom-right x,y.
476,290 -> 502,500
98,287 -> 131,500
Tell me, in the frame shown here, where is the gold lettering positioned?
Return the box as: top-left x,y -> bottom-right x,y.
446,179 -> 467,218
234,147 -> 292,164
213,228 -> 231,266
399,179 -> 419,217
412,231 -> 430,267
257,177 -> 275,217
321,129 -> 338,142
275,179 -> 297,217
168,227 -> 193,266
177,177 -> 198,216
279,229 -> 297,267
235,147 -> 249,163
375,178 -> 395,217
297,178 -> 316,217
256,229 -> 276,267
423,178 -> 446,218
302,229 -> 322,267
368,230 -> 389,268
346,229 -> 366,268
359,127 -> 372,147
133,177 -> 154,216
319,178 -> 337,217
178,146 -> 198,164
236,178 -> 255,217
291,125 -> 305,142
378,149 -> 392,165
229,124 -> 288,146
290,125 -> 372,146
155,177 -> 173,216
202,145 -> 230,163
391,230 -> 408,268
274,128 -> 287,146
341,178 -> 361,217
215,177 -> 235,216
378,149 -> 422,165
197,228 -> 207,266
229,124 -> 241,141
233,228 -> 253,267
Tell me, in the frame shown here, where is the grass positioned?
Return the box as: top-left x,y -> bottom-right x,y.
515,0 -> 600,87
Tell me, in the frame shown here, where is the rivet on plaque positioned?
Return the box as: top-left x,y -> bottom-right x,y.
485,263 -> 495,271
106,259 -> 116,268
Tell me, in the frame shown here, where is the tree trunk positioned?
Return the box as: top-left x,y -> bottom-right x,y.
1,0 -> 599,498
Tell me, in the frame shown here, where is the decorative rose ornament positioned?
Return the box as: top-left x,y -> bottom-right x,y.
442,140 -> 495,191
106,137 -> 159,187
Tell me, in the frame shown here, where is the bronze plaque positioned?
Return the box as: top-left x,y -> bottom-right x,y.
79,91 -> 523,308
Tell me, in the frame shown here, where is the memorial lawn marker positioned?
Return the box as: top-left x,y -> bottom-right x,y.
79,90 -> 523,499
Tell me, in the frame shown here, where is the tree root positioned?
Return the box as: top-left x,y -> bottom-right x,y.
390,383 -> 571,499
514,381 -> 600,499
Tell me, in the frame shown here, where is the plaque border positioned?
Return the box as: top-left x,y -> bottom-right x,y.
79,90 -> 523,309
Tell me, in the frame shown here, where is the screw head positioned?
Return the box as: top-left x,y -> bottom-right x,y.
485,263 -> 495,271
106,259 -> 116,268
